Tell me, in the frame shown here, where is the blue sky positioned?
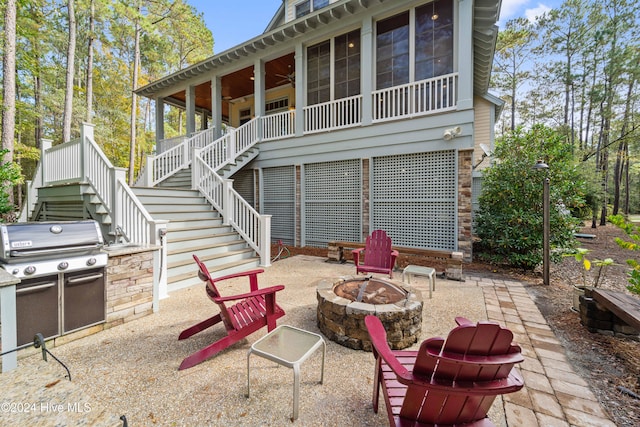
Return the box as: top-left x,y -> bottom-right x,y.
187,0 -> 564,53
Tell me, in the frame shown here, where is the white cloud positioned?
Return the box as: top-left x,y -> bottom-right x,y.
500,0 -> 531,21
525,4 -> 552,22
499,1 -> 554,27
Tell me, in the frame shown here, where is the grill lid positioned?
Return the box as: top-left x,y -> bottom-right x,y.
0,220 -> 104,261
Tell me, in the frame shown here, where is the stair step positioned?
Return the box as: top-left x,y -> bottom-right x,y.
167,241 -> 249,265
149,211 -> 219,220
166,218 -> 223,229
167,257 -> 260,292
142,202 -> 214,213
167,230 -> 238,243
132,187 -> 200,198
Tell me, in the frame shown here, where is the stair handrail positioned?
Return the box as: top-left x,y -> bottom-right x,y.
198,117 -> 261,174
192,148 -> 271,267
143,127 -> 216,187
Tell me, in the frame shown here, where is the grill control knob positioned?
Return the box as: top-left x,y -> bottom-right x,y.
24,265 -> 37,275
58,261 -> 69,271
86,257 -> 97,266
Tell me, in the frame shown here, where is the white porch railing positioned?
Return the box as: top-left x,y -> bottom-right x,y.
26,122 -> 168,298
192,150 -> 271,266
156,134 -> 187,154
144,127 -> 215,187
303,94 -> 362,134
372,73 -> 458,122
37,123 -> 163,246
262,110 -> 296,141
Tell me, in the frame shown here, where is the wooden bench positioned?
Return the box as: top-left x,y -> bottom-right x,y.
591,289 -> 640,334
327,241 -> 464,280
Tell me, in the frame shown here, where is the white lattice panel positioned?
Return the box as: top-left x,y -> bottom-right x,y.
262,166 -> 295,245
304,160 -> 361,247
373,151 -> 456,250
233,169 -> 255,206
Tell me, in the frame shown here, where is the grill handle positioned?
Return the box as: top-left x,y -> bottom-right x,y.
10,244 -> 101,257
16,282 -> 57,294
65,273 -> 104,286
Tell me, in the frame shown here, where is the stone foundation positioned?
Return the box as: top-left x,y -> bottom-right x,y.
316,276 -> 423,351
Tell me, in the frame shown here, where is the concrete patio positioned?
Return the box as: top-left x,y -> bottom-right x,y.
1,255 -> 615,426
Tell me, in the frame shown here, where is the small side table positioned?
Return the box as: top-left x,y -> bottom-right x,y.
246,325 -> 325,420
402,265 -> 436,298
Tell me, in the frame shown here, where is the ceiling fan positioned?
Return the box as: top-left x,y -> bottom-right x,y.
275,65 -> 295,88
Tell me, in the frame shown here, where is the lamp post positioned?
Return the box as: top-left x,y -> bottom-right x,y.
533,160 -> 550,286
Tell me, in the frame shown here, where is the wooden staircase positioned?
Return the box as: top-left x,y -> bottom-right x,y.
132,186 -> 260,292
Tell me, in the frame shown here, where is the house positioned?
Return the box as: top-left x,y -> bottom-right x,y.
25,0 -> 502,293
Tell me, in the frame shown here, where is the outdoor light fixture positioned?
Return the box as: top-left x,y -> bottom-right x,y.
473,143 -> 493,169
533,159 -> 550,286
443,126 -> 461,141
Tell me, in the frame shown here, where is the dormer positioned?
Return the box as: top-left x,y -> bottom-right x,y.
266,0 -> 338,29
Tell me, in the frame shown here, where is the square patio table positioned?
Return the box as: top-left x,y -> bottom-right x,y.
402,265 -> 436,298
246,325 -> 325,420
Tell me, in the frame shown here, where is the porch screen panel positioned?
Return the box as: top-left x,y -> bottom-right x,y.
372,151 -> 456,250
262,166 -> 295,245
233,169 -> 255,207
304,160 -> 361,247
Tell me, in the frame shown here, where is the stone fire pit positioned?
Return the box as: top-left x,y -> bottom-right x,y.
316,275 -> 423,350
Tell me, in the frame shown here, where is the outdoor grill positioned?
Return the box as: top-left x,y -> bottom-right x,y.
0,220 -> 108,346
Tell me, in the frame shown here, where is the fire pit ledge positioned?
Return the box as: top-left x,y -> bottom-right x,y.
316,276 -> 423,351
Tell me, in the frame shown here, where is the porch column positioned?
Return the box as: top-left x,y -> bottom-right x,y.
361,17 -> 373,126
211,76 -> 222,139
186,85 -> 196,135
294,43 -> 305,137
155,97 -> 165,144
456,0 -> 474,110
254,59 -> 265,140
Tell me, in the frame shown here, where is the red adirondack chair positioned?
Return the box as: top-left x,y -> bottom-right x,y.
177,255 -> 285,370
352,230 -> 399,278
365,315 -> 524,427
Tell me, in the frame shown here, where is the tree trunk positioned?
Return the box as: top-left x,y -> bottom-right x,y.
86,0 -> 95,123
612,75 -> 634,215
1,0 -> 17,159
128,8 -> 141,185
62,0 -> 76,143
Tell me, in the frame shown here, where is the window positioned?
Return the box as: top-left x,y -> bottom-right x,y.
239,108 -> 252,125
376,13 -> 410,90
307,41 -> 331,105
265,97 -> 289,113
334,30 -> 361,99
307,30 -> 361,105
415,0 -> 453,80
296,0 -> 329,18
376,0 -> 453,89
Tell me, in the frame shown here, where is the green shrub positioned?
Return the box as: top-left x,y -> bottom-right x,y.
608,214 -> 640,295
0,149 -> 23,218
475,125 -> 584,270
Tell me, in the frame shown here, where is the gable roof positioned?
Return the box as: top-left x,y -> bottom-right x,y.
137,0 -> 501,99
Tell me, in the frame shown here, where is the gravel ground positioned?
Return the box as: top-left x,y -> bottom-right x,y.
48,255 -> 495,427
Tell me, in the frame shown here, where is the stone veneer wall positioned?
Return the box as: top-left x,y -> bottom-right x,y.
457,150 -> 473,262
105,250 -> 154,328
